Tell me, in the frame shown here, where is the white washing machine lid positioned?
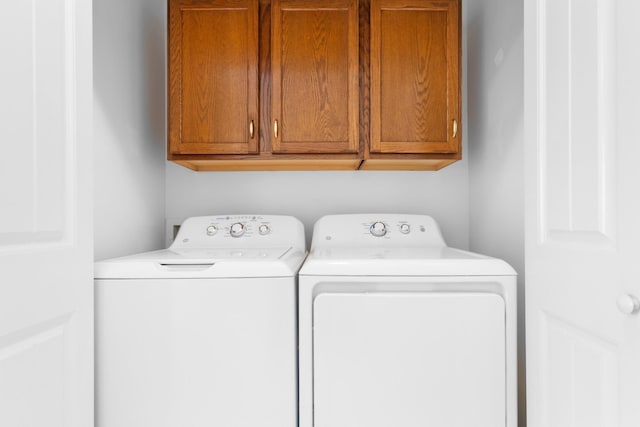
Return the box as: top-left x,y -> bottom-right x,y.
298,246 -> 516,277
94,247 -> 306,279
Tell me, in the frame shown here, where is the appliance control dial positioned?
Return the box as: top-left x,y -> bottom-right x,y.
206,225 -> 218,236
258,224 -> 271,235
370,221 -> 387,237
229,222 -> 245,238
399,223 -> 411,234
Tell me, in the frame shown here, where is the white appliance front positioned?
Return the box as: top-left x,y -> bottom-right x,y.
298,214 -> 517,427
95,277 -> 296,427
313,288 -> 506,427
95,215 -> 305,427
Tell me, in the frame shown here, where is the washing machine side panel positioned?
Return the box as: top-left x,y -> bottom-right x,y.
312,292 -> 506,427
95,278 -> 297,427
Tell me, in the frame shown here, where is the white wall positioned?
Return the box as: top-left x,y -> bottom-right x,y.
90,0 -> 528,423
165,163 -> 470,249
162,2 -> 473,248
465,0 -> 525,425
163,4 -> 472,249
93,1 -> 525,421
93,0 -> 166,260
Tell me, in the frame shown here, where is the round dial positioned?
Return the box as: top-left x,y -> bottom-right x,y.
399,224 -> 411,234
258,224 -> 271,235
206,225 -> 218,236
229,222 -> 245,238
369,221 -> 387,237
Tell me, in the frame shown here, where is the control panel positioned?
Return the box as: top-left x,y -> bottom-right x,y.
170,215 -> 305,250
366,220 -> 416,238
311,214 -> 446,249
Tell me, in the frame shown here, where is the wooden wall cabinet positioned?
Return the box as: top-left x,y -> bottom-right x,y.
362,0 -> 461,170
168,0 -> 259,156
271,0 -> 359,155
168,0 -> 461,171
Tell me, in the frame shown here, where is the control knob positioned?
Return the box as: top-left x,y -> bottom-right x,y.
399,224 -> 411,234
206,225 -> 218,236
258,224 -> 271,235
617,294 -> 640,315
370,221 -> 387,237
229,222 -> 245,238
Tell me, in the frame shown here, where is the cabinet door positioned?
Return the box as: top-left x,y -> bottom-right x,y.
168,0 -> 259,155
271,0 -> 359,154
370,0 -> 460,154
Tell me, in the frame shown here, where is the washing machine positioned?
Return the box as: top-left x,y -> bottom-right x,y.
95,214 -> 305,427
298,214 -> 517,427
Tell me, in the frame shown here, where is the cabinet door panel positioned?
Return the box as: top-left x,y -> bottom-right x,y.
271,0 -> 359,154
169,0 -> 258,155
371,0 -> 459,154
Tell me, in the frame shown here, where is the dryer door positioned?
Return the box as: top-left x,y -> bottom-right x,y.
313,292 -> 506,427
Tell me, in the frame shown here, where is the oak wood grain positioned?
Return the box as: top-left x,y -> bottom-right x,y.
168,0 -> 259,155
174,159 -> 362,171
168,0 -> 462,171
360,158 -> 458,170
259,0 -> 272,153
271,0 -> 359,154
370,0 -> 460,154
359,0 -> 371,158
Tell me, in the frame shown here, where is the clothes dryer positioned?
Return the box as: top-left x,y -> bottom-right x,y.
298,214 -> 517,427
95,215 -> 305,427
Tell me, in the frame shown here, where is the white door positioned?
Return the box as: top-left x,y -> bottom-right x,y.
525,0 -> 640,426
0,0 -> 93,426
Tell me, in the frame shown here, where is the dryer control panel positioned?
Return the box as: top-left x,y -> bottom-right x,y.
311,214 -> 446,248
171,215 -> 305,250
